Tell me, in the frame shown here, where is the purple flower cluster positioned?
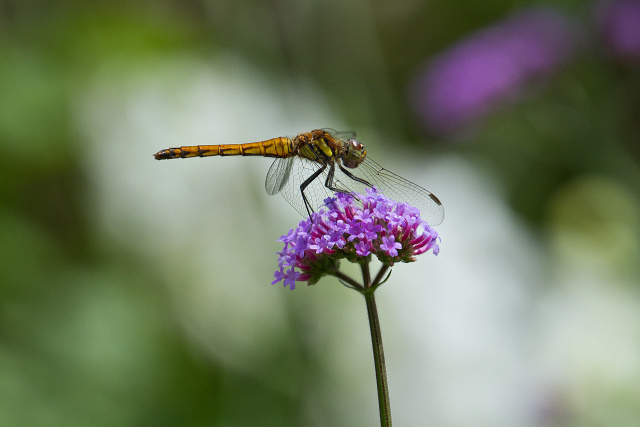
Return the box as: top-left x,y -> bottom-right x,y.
412,7 -> 578,135
272,188 -> 440,290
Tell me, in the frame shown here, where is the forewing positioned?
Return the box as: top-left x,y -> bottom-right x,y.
347,157 -> 445,225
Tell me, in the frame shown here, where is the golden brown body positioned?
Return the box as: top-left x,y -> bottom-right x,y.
153,129 -> 444,225
154,136 -> 294,159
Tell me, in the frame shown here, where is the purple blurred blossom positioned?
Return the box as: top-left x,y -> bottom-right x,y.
411,7 -> 579,135
272,188 -> 440,290
596,0 -> 640,61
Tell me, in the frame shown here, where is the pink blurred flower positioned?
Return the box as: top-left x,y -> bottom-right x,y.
411,8 -> 579,135
596,0 -> 640,61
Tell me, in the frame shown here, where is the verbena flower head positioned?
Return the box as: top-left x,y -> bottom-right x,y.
272,188 -> 440,290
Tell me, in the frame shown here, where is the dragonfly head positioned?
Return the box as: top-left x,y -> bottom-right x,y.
343,138 -> 367,168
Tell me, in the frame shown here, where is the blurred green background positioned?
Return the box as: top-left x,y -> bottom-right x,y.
1,0 -> 639,426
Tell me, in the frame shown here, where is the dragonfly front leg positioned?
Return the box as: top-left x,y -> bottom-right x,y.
300,163 -> 327,219
338,164 -> 373,188
324,162 -> 369,195
324,164 -> 373,205
324,163 -> 374,194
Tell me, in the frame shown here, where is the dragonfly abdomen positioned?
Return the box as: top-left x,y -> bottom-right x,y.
154,137 -> 294,160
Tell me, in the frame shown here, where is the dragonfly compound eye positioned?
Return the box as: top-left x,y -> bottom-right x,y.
348,139 -> 364,152
343,139 -> 366,168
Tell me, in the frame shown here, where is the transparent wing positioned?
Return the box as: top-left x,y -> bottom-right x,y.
266,142 -> 353,218
323,128 -> 356,140
265,156 -> 294,195
350,156 -> 444,225
267,156 -> 336,218
265,136 -> 444,225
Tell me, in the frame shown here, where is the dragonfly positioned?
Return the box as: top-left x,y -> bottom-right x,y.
154,129 -> 444,225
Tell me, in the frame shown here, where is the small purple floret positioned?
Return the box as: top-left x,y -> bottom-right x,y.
272,188 -> 441,289
380,235 -> 402,257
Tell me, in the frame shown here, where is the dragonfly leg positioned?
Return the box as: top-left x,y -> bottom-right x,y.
324,162 -> 368,196
323,162 -> 345,194
338,164 -> 373,188
323,164 -> 374,206
300,163 -> 327,219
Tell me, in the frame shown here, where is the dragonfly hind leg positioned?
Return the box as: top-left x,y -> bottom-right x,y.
299,163 -> 327,219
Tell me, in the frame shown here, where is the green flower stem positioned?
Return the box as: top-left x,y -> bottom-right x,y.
330,262 -> 393,427
370,264 -> 391,292
332,270 -> 364,291
364,289 -> 392,427
363,263 -> 392,427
